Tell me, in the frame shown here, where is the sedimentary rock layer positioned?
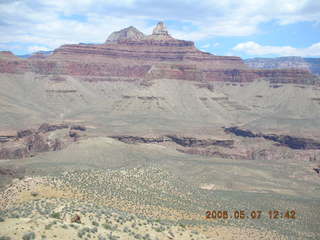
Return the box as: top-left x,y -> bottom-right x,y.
245,57 -> 320,75
224,127 -> 320,150
0,22 -> 318,84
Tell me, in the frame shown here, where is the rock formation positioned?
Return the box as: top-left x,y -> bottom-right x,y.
153,22 -> 169,35
106,26 -> 145,43
147,21 -> 173,40
0,22 -> 318,85
0,123 -> 86,159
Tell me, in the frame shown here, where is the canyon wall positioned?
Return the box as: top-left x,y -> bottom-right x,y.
0,22 -> 318,85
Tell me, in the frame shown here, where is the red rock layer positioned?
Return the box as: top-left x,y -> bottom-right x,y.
0,38 -> 318,84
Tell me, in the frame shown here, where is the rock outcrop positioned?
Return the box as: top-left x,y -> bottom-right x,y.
153,22 -> 169,35
106,26 -> 145,43
147,21 -> 173,40
0,22 -> 318,85
0,123 -> 86,159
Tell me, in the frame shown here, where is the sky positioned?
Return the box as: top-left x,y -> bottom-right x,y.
0,0 -> 319,58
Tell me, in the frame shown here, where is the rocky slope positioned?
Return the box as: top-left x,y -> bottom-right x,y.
0,22 -> 318,84
245,57 -> 320,75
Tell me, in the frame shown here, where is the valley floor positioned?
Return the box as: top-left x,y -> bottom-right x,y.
1,137 -> 319,240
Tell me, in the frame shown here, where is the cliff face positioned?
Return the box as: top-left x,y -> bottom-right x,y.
0,22 -> 318,84
245,57 -> 320,75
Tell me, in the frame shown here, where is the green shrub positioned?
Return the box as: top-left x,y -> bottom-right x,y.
0,236 -> 11,240
134,233 -> 142,239
50,212 -> 61,219
92,221 -> 99,226
142,234 -> 151,240
22,232 -> 35,240
154,226 -> 165,232
179,223 -> 185,228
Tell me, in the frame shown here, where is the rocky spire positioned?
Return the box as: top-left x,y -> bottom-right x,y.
148,21 -> 173,40
152,22 -> 169,35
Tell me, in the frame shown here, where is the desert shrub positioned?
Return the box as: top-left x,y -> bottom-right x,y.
102,223 -> 115,230
107,233 -> 119,240
50,212 -> 61,219
134,233 -> 142,239
0,217 -> 4,222
142,234 -> 151,240
154,226 -> 165,232
78,228 -> 90,238
77,231 -> 84,238
11,213 -> 19,218
70,224 -> 79,229
22,232 -> 35,240
30,192 -> 39,197
179,223 -> 185,228
0,236 -> 11,240
92,221 -> 99,226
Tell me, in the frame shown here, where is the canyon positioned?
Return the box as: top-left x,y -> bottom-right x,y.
0,21 -> 319,161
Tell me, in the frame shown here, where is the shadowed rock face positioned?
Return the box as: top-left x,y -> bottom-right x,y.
0,131 -> 17,143
110,135 -> 234,148
224,127 -> 320,150
0,22 -> 317,85
165,135 -> 234,148
110,136 -> 167,144
38,123 -> 68,133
